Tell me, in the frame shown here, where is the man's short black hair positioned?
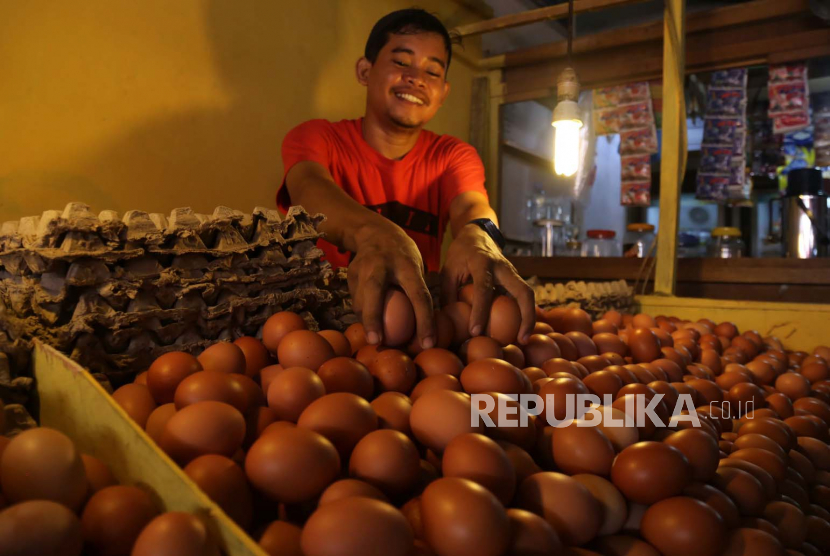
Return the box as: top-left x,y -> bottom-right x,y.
364,8 -> 459,72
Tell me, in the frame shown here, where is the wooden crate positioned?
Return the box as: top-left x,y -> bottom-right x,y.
31,340 -> 267,556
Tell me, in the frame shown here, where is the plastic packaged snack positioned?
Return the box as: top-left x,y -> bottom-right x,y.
620,127 -> 658,155
710,69 -> 747,88
773,112 -> 811,135
618,102 -> 654,130
696,174 -> 729,201
706,88 -> 746,117
769,64 -> 808,84
702,117 -> 743,146
621,154 -> 651,181
700,146 -> 734,173
620,181 -> 652,206
769,81 -> 809,115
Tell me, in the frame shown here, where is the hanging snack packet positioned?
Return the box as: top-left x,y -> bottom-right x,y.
618,82 -> 651,104
621,154 -> 651,181
706,88 -> 747,117
618,101 -> 654,130
620,127 -> 658,155
710,69 -> 748,88
621,181 -> 651,206
773,112 -> 811,135
594,86 -> 621,109
594,107 -> 621,135
702,117 -> 743,146
769,64 -> 808,84
700,146 -> 735,173
769,81 -> 809,115
696,174 -> 729,201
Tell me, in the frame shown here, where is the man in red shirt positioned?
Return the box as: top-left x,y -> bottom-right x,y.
279,9 -> 534,349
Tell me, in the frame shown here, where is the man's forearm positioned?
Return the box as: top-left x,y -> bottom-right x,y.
287,170 -> 391,253
449,192 -> 498,239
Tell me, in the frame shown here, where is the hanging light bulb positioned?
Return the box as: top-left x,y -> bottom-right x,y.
552,0 -> 582,177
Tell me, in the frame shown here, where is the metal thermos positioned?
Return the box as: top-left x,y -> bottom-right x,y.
780,168 -> 829,259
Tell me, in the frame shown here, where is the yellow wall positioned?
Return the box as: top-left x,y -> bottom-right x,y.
0,0 -> 484,222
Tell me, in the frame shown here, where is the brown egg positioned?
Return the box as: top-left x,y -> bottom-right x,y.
595,406 -> 639,451
560,308 -> 593,336
746,360 -> 776,385
0,428 -> 88,511
133,371 -> 148,385
145,403 -> 177,444
552,420 -> 615,476
461,336 -> 504,364
131,512 -> 219,556
629,328 -> 662,363
475,392 -> 536,450
460,358 -> 525,395
592,333 -> 627,357
414,348 -> 464,378
173,370 -> 248,413
730,448 -> 787,482
663,428 -> 720,481
764,394 -> 795,421
410,390 -> 483,453
410,374 -> 462,402
497,441 -> 542,485
726,382 -> 767,412
379,289 -> 416,347
312,357 -> 369,400
265,367 -> 325,422
541,358 -> 581,378
441,433 -> 515,505
146,352 -> 202,404
725,527 -> 789,556
433,310 -> 456,350
443,301 -> 473,345
565,331 -> 599,358
592,319 -> 618,335
343,322 -> 368,354
197,341 -> 246,374
684,482 -> 740,529
577,355 -> 611,373
112,383 -> 157,429
244,406 -> 278,447
159,401 -> 245,464
81,485 -> 159,555
297,392 -> 377,459
486,295 -> 521,346
786,416 -> 825,439
733,433 -> 787,460
738,418 -> 795,451
369,349 -> 416,394
602,310 -> 624,327
319,479 -> 388,506
713,465 -> 766,516
498,345 -> 523,369
521,334 -> 561,368
421,477 -> 509,556
0,500 -> 83,556
506,508 -> 563,555
805,514 -> 830,552
798,437 -> 830,470
277,330 -> 335,371
763,501 -> 806,548
571,474 -> 627,536
259,520 -> 303,556
794,397 -> 830,425
245,425 -> 339,503
790,449 -> 817,484
370,392 -> 412,435
184,455 -> 252,528
349,429 -> 421,497
547,333 -> 580,361
233,336 -> 274,378
517,472 -> 602,546
313,331 -> 349,359
584,370 -> 624,399
259,364 -> 285,395
538,377 -> 589,425
611,441 -> 691,504
630,313 -> 655,330
262,311 -> 307,354
533,322 -> 554,334
713,322 -> 738,339
641,496 -> 727,556
802,362 -> 830,385
81,454 -> 117,494
302,497 -> 413,556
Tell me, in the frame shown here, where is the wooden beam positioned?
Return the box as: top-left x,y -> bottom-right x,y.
500,15 -> 828,97
654,0 -> 685,296
453,0 -> 649,38
489,0 -> 810,69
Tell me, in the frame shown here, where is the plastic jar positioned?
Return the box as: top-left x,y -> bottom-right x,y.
582,230 -> 620,257
678,232 -> 703,258
710,227 -> 744,258
624,223 -> 656,258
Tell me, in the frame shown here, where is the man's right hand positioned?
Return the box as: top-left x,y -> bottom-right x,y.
347,219 -> 436,349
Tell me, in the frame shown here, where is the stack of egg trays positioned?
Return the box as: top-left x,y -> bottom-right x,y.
530,279 -> 635,319
0,202 -> 337,383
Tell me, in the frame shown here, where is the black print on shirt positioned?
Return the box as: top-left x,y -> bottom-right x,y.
365,201 -> 439,237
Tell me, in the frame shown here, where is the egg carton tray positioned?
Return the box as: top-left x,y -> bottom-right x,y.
0,203 -> 323,274
0,260 -> 326,325
528,278 -> 635,319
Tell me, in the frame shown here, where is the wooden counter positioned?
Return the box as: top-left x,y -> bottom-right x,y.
509,257 -> 830,304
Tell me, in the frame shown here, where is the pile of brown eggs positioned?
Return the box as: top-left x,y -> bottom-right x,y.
0,427 -> 221,555
67,290 -> 830,555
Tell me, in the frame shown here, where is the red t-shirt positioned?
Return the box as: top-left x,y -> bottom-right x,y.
277,118 -> 487,272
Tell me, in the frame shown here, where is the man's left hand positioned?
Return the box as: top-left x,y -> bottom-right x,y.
441,224 -> 536,344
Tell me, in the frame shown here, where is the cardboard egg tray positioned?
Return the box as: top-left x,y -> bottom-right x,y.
528,278 -> 635,318
0,202 -> 346,411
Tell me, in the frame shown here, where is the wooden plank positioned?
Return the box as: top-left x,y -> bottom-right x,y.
32,341 -> 267,556
487,70 -> 504,219
493,0 -> 810,69
654,0 -> 686,296
636,295 -> 830,352
453,0 -> 649,38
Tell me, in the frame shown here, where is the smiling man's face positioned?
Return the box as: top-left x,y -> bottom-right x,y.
357,32 -> 451,129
